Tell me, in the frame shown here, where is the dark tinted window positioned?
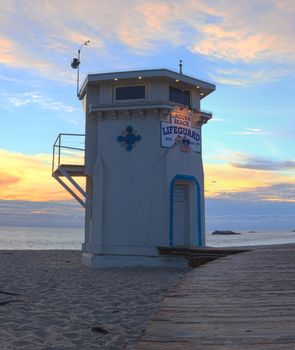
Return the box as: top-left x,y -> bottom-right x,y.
115,85 -> 145,100
169,86 -> 190,106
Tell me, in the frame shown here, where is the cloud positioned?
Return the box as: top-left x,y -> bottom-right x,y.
192,27 -> 278,63
0,35 -> 73,83
211,66 -> 292,86
206,197 -> 295,231
227,127 -> 266,135
0,199 -> 84,227
116,2 -> 172,52
205,160 -> 295,202
231,155 -> 295,171
246,183 -> 295,202
209,118 -> 228,123
190,1 -> 295,64
0,173 -> 19,187
0,73 -> 23,83
210,183 -> 295,203
0,37 -> 16,65
245,128 -> 262,133
1,91 -> 77,113
1,0 -> 295,84
0,148 -> 85,201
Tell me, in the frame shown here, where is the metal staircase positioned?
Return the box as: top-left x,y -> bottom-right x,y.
52,134 -> 86,207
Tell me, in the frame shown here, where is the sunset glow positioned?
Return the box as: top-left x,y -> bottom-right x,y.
0,149 -> 84,201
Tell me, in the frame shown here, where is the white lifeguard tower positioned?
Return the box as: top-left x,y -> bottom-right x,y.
52,68 -> 215,267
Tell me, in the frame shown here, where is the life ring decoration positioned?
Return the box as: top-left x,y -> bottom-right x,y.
175,135 -> 192,153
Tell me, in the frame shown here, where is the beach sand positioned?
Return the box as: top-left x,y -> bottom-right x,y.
0,250 -> 189,349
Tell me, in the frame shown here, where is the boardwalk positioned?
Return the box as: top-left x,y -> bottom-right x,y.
135,244 -> 295,350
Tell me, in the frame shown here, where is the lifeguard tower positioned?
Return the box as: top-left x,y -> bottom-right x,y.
52,68 -> 215,267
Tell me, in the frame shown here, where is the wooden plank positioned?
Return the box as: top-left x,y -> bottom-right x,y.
157,246 -> 250,256
135,244 -> 295,349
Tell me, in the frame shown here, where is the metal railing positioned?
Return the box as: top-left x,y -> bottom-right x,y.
52,133 -> 85,174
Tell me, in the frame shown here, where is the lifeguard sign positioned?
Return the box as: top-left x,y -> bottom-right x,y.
52,69 -> 215,267
161,107 -> 201,153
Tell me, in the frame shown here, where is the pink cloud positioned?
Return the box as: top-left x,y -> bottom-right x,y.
193,25 -> 280,62
0,38 -> 18,65
0,172 -> 19,187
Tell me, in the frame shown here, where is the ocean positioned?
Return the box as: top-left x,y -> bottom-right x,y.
207,230 -> 295,247
0,226 -> 84,250
0,226 -> 295,250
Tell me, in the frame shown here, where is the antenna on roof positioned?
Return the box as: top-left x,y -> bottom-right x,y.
71,40 -> 90,98
179,60 -> 183,75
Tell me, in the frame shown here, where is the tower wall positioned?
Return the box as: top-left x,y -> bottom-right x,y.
78,69 -> 214,266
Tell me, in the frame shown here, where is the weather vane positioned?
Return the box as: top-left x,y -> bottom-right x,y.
179,59 -> 183,75
71,40 -> 90,97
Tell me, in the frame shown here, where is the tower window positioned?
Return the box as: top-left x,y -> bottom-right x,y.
115,85 -> 145,101
169,86 -> 190,106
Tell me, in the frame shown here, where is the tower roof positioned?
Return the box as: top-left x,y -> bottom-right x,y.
79,69 -> 215,100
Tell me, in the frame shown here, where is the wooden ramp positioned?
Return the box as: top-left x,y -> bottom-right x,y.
158,246 -> 250,268
135,244 -> 295,349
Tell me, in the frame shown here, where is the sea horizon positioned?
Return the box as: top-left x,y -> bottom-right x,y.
0,225 -> 295,250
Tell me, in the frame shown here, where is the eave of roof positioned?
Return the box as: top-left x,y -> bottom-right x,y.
79,68 -> 215,100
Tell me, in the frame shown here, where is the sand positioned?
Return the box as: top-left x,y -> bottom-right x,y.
0,250 -> 189,349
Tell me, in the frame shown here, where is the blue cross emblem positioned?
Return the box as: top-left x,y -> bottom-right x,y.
117,126 -> 142,151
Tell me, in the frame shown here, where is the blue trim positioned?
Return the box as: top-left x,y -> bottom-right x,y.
169,175 -> 203,247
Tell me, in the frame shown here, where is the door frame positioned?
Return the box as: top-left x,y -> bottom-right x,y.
169,174 -> 203,247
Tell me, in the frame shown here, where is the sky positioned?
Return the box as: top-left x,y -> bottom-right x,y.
0,0 -> 295,231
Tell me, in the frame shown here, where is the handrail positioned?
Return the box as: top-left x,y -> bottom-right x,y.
52,133 -> 85,175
